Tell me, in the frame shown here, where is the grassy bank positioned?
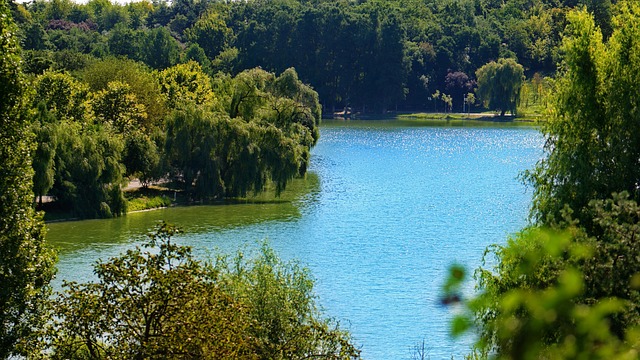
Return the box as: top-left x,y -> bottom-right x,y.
41,184 -> 179,222
392,112 -> 544,126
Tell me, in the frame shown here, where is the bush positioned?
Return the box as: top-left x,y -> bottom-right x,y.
38,223 -> 360,359
445,226 -> 640,359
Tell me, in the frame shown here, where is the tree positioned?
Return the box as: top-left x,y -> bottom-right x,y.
446,8 -> 640,358
164,106 -> 224,198
157,61 -> 215,109
32,103 -> 58,206
42,223 -> 360,359
22,20 -> 50,51
464,92 -> 475,115
185,9 -> 233,60
51,121 -> 127,218
446,227 -> 640,359
270,67 -> 321,145
123,130 -> 160,185
0,0 -> 56,356
441,93 -> 452,113
140,26 -> 179,70
475,58 -> 524,116
445,71 -> 475,112
219,241 -> 361,359
370,13 -> 409,113
80,58 -> 167,128
44,223 -> 257,359
31,70 -> 88,123
182,43 -> 211,74
90,80 -> 147,134
107,22 -> 141,60
164,68 -> 318,200
526,5 -> 640,226
432,90 -> 440,112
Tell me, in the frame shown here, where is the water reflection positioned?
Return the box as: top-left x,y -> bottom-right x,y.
47,122 -> 544,360
46,172 -> 321,255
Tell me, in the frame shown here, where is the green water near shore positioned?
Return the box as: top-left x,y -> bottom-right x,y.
47,120 -> 543,359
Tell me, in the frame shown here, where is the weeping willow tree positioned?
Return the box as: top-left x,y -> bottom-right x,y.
164,67 -> 320,200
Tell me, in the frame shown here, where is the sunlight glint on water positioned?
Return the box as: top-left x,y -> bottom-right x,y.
47,121 -> 544,359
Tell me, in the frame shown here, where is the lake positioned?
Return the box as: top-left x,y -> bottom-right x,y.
46,119 -> 544,359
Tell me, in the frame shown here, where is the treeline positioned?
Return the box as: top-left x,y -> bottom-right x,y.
11,0 -> 615,113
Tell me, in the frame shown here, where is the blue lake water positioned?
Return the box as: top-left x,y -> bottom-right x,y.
46,120 -> 544,359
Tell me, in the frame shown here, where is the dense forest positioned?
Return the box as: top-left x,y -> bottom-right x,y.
10,0 -> 613,114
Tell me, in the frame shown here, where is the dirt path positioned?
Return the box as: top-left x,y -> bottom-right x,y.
40,179 -> 144,204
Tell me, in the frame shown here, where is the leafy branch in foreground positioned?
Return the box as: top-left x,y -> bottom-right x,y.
443,226 -> 640,360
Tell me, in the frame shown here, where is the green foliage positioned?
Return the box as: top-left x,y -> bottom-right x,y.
31,103 -> 58,204
80,58 -> 167,128
51,121 -> 127,218
21,20 -> 50,50
448,228 -> 640,359
31,70 -> 88,122
90,80 -> 147,134
140,26 -> 179,70
164,106 -> 224,198
185,8 -> 233,60
447,193 -> 640,358
584,193 -> 640,336
164,67 -> 319,200
40,223 -> 360,359
164,106 -> 306,199
43,223 -> 256,358
475,58 -> 525,116
123,130 -> 160,183
157,61 -> 215,109
0,0 -> 56,356
218,242 -> 361,360
107,22 -> 141,60
182,43 -> 211,74
226,67 -> 273,119
271,67 -> 321,144
527,4 -> 640,226
450,8 -> 640,358
16,0 -> 612,114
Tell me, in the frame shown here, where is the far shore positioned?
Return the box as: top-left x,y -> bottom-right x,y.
329,110 -> 545,123
41,113 -> 543,223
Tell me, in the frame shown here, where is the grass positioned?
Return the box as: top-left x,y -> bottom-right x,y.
394,112 -> 543,126
126,194 -> 172,212
124,184 -> 180,212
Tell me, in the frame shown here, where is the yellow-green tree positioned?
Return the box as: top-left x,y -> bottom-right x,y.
157,61 -> 215,109
80,58 -> 167,129
90,81 -> 147,134
42,224 -> 360,359
31,71 -> 89,123
527,4 -> 640,226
